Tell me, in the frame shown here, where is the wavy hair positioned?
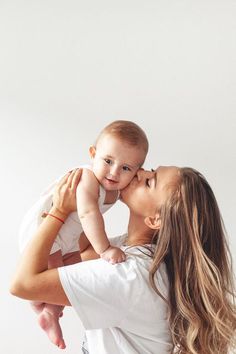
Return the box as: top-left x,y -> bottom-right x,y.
149,167 -> 236,354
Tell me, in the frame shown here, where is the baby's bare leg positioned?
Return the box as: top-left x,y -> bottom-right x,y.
37,250 -> 66,349
62,249 -> 82,265
31,301 -> 45,314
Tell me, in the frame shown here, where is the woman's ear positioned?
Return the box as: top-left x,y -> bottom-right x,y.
89,145 -> 96,158
144,214 -> 161,230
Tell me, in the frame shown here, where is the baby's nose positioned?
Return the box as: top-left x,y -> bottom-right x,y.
110,165 -> 119,177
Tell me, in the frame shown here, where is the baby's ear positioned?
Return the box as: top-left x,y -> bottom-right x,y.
144,214 -> 161,230
89,145 -> 96,158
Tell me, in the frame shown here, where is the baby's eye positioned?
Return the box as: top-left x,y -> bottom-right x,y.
123,166 -> 131,171
104,159 -> 112,165
146,179 -> 150,187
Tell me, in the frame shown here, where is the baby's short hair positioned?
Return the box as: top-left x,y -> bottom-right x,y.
96,120 -> 149,155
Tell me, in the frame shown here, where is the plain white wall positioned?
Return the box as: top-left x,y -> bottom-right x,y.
1,1 -> 235,353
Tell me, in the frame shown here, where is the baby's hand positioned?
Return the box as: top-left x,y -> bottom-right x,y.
100,246 -> 126,264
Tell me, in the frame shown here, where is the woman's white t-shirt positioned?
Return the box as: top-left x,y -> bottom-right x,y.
58,234 -> 172,354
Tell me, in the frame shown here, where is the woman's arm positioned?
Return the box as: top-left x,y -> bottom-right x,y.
10,169 -> 81,306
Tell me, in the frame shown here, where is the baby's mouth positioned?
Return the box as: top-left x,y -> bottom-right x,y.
105,177 -> 118,184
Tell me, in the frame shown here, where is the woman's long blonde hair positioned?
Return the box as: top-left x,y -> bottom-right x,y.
150,167 -> 236,354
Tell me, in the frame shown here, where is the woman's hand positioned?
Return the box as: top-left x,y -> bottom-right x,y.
52,169 -> 82,218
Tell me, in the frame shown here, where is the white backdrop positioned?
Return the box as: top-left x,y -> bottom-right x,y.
1,1 -> 235,353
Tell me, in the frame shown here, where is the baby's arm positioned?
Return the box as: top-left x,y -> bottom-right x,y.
76,169 -> 125,264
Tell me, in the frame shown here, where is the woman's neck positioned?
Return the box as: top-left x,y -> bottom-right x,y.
126,214 -> 154,246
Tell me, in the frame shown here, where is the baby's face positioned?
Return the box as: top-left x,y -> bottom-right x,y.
90,135 -> 146,191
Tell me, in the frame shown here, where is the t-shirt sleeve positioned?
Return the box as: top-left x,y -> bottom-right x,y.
58,256 -> 139,330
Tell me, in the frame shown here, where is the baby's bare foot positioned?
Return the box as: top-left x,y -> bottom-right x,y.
38,310 -> 66,349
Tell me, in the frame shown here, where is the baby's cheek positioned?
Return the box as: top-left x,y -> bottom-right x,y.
129,172 -> 138,183
122,175 -> 135,188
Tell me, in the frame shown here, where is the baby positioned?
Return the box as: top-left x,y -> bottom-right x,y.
19,120 -> 149,349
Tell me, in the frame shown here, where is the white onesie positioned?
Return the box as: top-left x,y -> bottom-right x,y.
19,166 -> 118,256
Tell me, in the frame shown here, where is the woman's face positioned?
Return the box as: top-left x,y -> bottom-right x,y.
120,166 -> 180,217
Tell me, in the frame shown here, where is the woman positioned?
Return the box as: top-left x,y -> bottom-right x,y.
11,167 -> 236,354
